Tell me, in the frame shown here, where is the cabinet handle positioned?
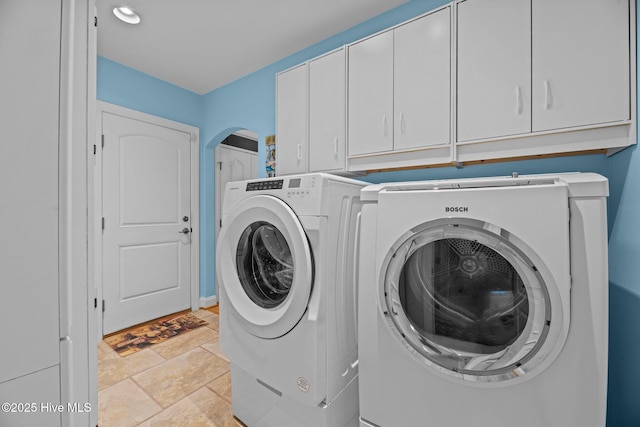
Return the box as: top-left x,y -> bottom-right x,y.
333,137 -> 339,157
382,114 -> 388,137
297,144 -> 302,161
544,80 -> 552,110
400,112 -> 406,134
515,86 -> 522,115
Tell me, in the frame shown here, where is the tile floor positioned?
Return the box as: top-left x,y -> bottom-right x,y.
98,308 -> 245,427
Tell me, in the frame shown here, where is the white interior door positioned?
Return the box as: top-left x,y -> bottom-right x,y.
102,112 -> 192,334
215,142 -> 258,237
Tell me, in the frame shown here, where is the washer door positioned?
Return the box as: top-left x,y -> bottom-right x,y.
382,218 -> 565,384
217,195 -> 313,339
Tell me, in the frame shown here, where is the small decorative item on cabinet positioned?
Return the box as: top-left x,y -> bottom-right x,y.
265,135 -> 276,177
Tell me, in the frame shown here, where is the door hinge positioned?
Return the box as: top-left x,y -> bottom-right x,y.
93,144 -> 96,155
218,162 -> 222,171
101,134 -> 105,148
94,298 -> 97,309
102,217 -> 105,230
94,16 -> 98,27
219,219 -> 222,228
102,300 -> 105,313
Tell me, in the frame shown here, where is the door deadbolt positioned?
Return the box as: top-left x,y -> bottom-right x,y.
183,216 -> 189,222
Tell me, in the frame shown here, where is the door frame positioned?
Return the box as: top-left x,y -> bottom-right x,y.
214,138 -> 258,238
92,101 -> 200,336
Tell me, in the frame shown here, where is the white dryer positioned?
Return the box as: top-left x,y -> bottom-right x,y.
357,173 -> 608,427
217,173 -> 365,427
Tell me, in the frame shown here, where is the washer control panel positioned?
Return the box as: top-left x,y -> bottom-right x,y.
244,176 -> 318,199
246,179 -> 284,191
285,175 -> 316,198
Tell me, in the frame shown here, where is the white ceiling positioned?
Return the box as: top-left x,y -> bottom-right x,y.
97,0 -> 408,95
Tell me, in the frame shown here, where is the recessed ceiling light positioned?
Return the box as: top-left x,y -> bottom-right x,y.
113,6 -> 141,24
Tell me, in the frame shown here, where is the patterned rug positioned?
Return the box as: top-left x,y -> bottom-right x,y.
104,312 -> 208,357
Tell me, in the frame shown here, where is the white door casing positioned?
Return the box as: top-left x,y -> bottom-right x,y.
96,102 -> 199,335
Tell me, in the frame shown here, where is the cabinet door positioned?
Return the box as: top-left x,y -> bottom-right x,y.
456,0 -> 531,142
276,64 -> 307,175
309,49 -> 346,172
532,0 -> 630,131
0,367 -> 61,427
0,0 -> 62,384
348,30 -> 394,156
394,7 -> 451,150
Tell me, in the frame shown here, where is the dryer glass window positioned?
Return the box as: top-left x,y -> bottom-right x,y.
383,220 -> 552,382
236,221 -> 294,308
400,238 -> 528,354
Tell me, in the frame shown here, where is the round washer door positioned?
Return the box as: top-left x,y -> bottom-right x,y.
217,195 -> 313,339
381,218 -> 566,385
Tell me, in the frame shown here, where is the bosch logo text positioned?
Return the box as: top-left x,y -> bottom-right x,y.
445,206 -> 469,213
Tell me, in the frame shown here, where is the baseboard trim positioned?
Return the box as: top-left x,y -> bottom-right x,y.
200,295 -> 218,308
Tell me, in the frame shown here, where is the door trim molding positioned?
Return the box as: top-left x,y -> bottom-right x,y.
214,142 -> 259,238
93,101 -> 200,336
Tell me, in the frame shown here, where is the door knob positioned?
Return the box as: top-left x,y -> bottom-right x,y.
179,228 -> 190,234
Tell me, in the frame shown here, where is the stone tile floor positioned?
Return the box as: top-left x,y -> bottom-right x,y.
98,309 -> 244,426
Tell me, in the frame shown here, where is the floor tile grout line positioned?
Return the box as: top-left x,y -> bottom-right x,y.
129,344 -> 228,410
130,371 -> 230,425
99,309 -> 226,425
97,376 -> 164,425
129,374 -> 167,410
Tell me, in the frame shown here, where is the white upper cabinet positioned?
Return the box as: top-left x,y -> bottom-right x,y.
309,49 -> 347,172
456,0 -> 632,155
348,7 -> 451,158
348,30 -> 394,156
276,63 -> 308,175
457,0 -> 531,142
278,0 -> 634,173
532,0 -> 630,131
394,7 -> 451,150
276,48 -> 349,175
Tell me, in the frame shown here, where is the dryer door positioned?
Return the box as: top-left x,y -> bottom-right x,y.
382,218 -> 564,385
217,195 -> 313,339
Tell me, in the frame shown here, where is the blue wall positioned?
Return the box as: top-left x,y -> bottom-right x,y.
98,0 -> 639,424
198,0 -> 459,298
97,57 -> 204,128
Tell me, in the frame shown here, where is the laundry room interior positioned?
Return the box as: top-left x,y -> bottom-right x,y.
2,0 -> 639,426
98,0 -> 639,420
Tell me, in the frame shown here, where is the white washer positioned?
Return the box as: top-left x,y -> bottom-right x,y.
217,173 -> 365,427
357,173 -> 609,427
